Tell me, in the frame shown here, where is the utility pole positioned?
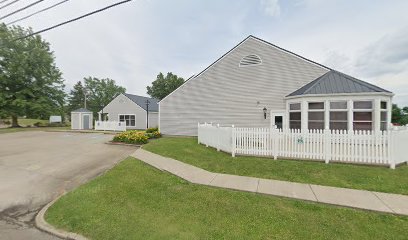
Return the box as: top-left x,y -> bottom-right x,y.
145,99 -> 150,129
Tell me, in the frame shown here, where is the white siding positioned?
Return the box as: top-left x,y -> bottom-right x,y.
102,94 -> 158,130
148,112 -> 159,128
159,37 -> 329,136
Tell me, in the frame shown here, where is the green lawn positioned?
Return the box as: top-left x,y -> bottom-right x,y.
143,137 -> 408,195
0,126 -> 70,134
45,158 -> 408,240
0,118 -> 48,127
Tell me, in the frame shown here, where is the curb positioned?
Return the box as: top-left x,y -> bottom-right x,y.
35,193 -> 88,240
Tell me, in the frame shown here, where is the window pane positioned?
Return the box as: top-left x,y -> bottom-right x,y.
289,121 -> 301,129
130,120 -> 135,126
381,112 -> 387,121
353,112 -> 372,121
353,101 -> 372,109
119,115 -> 124,121
330,122 -> 348,130
308,121 -> 324,130
130,115 -> 135,120
330,112 -> 347,121
290,103 -> 301,111
381,101 -> 387,110
126,120 -> 131,126
380,122 -> 387,131
330,101 -> 347,109
308,112 -> 324,121
309,102 -> 324,110
290,112 -> 301,121
353,122 -> 372,131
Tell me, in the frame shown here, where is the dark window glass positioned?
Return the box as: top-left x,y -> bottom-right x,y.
381,112 -> 387,121
330,101 -> 347,109
308,102 -> 324,110
353,101 -> 372,109
353,122 -> 372,131
330,122 -> 348,130
381,101 -> 387,110
289,121 -> 301,129
290,103 -> 301,111
353,112 -> 372,121
119,115 -> 125,121
308,121 -> 324,130
308,112 -> 324,121
330,112 -> 347,121
290,112 -> 301,121
380,122 -> 387,131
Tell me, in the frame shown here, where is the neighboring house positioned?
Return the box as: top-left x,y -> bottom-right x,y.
159,35 -> 393,136
100,93 -> 159,130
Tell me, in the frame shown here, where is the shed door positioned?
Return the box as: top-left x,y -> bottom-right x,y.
83,115 -> 90,129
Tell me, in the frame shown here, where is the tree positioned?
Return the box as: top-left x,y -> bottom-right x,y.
392,104 -> 408,125
83,77 -> 126,116
0,24 -> 66,127
147,72 -> 185,100
67,81 -> 85,113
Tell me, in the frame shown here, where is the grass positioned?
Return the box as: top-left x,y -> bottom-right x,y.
45,157 -> 408,240
0,126 -> 70,134
143,137 -> 408,195
0,118 -> 48,127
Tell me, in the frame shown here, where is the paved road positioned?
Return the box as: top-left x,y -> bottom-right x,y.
0,131 -> 135,240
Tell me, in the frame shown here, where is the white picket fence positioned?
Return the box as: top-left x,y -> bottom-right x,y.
94,121 -> 127,131
197,123 -> 408,169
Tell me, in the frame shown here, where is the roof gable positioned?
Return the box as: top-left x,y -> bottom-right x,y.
160,35 -> 330,103
123,93 -> 159,112
72,108 -> 92,113
287,70 -> 392,97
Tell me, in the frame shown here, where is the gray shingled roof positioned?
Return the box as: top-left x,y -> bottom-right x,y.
124,93 -> 159,112
287,70 -> 391,97
72,108 -> 92,113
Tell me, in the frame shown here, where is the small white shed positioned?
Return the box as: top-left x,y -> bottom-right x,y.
71,108 -> 93,130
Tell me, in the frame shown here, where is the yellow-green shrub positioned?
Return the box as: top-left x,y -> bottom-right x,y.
113,131 -> 148,144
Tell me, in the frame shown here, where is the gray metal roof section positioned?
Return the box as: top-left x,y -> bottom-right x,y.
287,70 -> 392,97
72,108 -> 92,113
124,93 -> 159,112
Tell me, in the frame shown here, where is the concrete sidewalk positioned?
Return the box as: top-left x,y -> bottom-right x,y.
132,149 -> 408,216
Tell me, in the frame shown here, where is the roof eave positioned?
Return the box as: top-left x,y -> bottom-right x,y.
285,92 -> 394,100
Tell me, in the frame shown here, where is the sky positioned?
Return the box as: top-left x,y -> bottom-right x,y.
2,0 -> 408,106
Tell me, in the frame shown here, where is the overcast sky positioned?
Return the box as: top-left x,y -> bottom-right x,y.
2,0 -> 408,106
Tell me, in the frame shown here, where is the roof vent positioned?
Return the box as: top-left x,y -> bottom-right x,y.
239,54 -> 262,67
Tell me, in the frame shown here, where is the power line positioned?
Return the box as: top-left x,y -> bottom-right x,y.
0,0 -> 44,20
0,0 -> 11,5
7,0 -> 69,25
0,0 -> 20,10
15,0 -> 133,41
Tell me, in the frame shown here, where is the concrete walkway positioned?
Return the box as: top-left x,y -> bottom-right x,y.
132,149 -> 408,216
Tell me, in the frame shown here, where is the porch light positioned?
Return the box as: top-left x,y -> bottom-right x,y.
263,107 -> 267,119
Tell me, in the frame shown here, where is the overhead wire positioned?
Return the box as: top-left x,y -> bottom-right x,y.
0,0 -> 44,20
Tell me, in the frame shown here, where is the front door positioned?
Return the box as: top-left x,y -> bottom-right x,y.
271,112 -> 284,129
83,115 -> 90,129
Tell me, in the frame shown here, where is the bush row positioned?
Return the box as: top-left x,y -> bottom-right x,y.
112,130 -> 162,145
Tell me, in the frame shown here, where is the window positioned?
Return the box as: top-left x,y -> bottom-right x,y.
289,103 -> 301,129
119,114 -> 135,127
329,101 -> 348,130
239,54 -> 262,67
308,102 -> 324,130
353,101 -> 372,131
380,101 -> 387,131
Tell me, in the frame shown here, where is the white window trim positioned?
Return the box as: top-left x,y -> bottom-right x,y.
118,114 -> 136,127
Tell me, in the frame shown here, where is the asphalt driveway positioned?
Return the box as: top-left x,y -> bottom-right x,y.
0,131 -> 135,239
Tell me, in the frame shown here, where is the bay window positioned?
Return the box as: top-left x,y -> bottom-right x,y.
353,101 -> 373,131
308,102 -> 324,130
289,103 -> 301,129
380,101 -> 387,131
329,101 -> 348,130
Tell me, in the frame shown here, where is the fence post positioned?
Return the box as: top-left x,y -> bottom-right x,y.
324,129 -> 330,164
389,130 -> 396,169
231,125 -> 236,157
216,124 -> 220,151
272,126 -> 278,160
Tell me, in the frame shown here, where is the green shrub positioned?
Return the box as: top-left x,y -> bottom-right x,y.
146,127 -> 158,133
112,131 -> 149,144
34,122 -> 46,127
144,131 -> 162,139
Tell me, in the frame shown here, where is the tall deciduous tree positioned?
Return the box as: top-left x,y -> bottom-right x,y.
0,24 -> 66,127
392,104 -> 408,125
147,72 -> 185,100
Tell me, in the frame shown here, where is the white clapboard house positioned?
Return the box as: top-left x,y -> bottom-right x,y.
159,35 -> 393,136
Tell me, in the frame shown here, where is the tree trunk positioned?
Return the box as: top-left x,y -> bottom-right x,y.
11,115 -> 21,128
